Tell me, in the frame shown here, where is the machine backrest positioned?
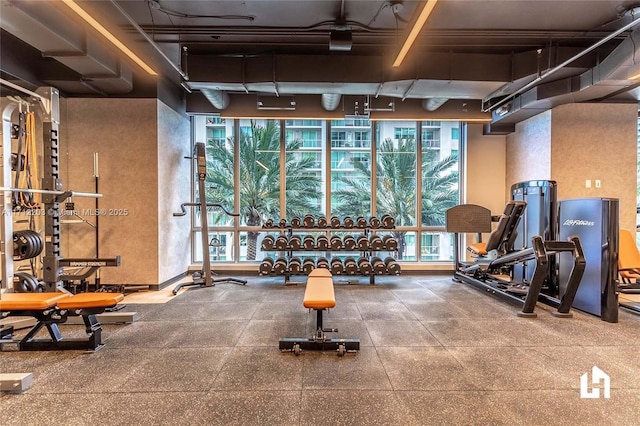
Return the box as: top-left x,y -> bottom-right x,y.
485,201 -> 527,253
445,204 -> 492,234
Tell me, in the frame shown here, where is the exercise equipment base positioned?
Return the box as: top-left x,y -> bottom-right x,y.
0,373 -> 33,393
279,337 -> 360,354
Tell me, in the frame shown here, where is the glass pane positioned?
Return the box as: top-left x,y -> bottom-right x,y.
203,117 -> 235,226
330,117 -> 372,217
421,121 -> 460,226
421,232 -> 455,261
376,121 -> 417,226
193,231 -> 235,262
285,120 -> 326,216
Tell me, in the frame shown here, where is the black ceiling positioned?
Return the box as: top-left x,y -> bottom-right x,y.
2,0 -> 640,126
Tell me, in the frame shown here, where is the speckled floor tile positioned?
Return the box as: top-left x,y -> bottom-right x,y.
301,347 -> 391,390
105,320 -> 185,348
348,288 -> 400,303
251,301 -> 309,320
396,390 -> 518,425
356,301 -> 418,320
404,300 -> 470,320
212,347 -> 303,390
421,318 -> 512,347
191,390 -> 301,425
376,347 -> 479,391
122,347 -> 232,392
166,320 -> 248,347
300,390 -> 419,426
366,320 -> 440,346
236,319 -> 311,347
391,287 -> 444,303
447,346 -> 560,391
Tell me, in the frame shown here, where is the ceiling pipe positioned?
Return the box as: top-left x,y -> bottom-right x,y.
109,0 -> 188,81
483,9 -> 640,112
422,97 -> 448,111
201,88 -> 230,110
321,93 -> 341,111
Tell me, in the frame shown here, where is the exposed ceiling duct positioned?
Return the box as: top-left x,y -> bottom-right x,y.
422,97 -> 448,111
488,24 -> 640,128
201,88 -> 230,110
0,0 -> 133,94
321,93 -> 341,111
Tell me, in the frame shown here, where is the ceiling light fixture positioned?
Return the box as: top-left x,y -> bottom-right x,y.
60,0 -> 158,76
392,0 -> 439,68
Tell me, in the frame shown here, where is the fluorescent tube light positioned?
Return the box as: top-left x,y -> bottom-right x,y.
392,0 -> 439,68
61,0 -> 158,75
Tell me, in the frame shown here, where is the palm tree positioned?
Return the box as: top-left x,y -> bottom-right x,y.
333,137 -> 458,259
205,120 -> 320,260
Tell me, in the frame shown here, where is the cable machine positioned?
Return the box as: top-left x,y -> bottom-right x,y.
172,142 -> 246,295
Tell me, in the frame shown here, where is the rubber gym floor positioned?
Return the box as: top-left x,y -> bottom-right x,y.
1,274 -> 640,425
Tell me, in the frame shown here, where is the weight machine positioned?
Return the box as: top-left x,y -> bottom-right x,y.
172,142 -> 246,295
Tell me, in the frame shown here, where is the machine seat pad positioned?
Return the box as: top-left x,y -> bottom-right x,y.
304,269 -> 336,310
467,242 -> 488,256
0,293 -> 70,311
56,293 -> 124,310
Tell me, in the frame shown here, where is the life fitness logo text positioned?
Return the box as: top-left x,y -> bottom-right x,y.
580,366 -> 610,399
563,219 -> 595,226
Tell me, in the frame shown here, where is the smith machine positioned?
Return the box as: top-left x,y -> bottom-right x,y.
172,142 -> 246,295
0,83 -> 120,295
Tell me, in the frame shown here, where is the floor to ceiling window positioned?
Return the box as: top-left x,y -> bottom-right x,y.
192,116 -> 461,264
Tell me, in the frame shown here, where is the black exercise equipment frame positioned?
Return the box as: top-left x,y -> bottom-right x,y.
172,142 -> 246,295
279,308 -> 360,356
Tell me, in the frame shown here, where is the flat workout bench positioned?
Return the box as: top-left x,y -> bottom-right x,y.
0,292 -> 124,351
279,269 -> 359,356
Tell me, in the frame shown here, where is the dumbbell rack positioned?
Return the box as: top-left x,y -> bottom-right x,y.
259,216 -> 400,285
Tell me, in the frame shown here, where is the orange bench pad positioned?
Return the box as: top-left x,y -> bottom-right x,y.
467,242 -> 488,256
304,270 -> 335,310
56,293 -> 124,309
0,293 -> 70,311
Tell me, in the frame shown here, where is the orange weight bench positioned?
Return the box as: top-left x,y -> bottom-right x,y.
279,268 -> 359,356
0,292 -> 124,351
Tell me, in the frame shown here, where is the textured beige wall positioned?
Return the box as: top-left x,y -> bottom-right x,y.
157,102 -> 191,283
466,123 -> 507,212
63,98 -> 159,285
505,111 -> 552,195
551,103 -> 637,231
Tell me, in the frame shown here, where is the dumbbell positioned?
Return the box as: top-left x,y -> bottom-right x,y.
330,216 -> 341,228
279,218 -> 288,228
343,235 -> 357,250
317,216 -> 328,228
371,256 -> 386,274
290,216 -> 302,228
382,235 -> 398,251
356,234 -> 370,250
289,257 -> 302,274
303,214 -> 315,227
369,216 -> 381,229
264,218 -> 274,228
357,257 -> 373,275
261,235 -> 275,251
316,257 -> 330,269
289,235 -> 302,250
369,235 -> 384,250
302,257 -> 316,274
275,235 -> 289,250
343,216 -> 354,228
303,235 -> 315,249
316,235 -> 330,250
356,216 -> 368,228
259,257 -> 274,275
273,257 -> 289,274
330,235 -> 343,250
384,257 -> 401,275
381,214 -> 395,228
343,257 -> 358,275
330,258 -> 344,275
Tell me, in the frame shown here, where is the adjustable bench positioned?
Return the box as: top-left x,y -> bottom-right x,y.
279,268 -> 359,356
0,292 -> 124,351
